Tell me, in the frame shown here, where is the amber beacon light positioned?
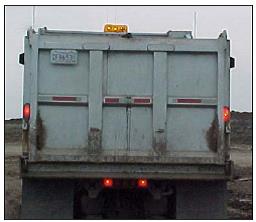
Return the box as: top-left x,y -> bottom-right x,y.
104,24 -> 128,33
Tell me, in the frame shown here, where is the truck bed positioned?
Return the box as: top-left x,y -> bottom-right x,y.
21,28 -> 232,180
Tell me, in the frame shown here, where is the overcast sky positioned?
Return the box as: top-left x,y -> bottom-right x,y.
5,6 -> 252,119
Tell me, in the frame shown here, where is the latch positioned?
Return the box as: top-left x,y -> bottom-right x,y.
225,122 -> 231,134
230,57 -> 235,68
19,53 -> 24,65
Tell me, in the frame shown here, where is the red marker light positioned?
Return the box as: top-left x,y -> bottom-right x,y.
177,98 -> 202,103
52,96 -> 77,101
133,97 -> 152,105
104,97 -> 120,104
103,178 -> 113,188
223,106 -> 231,122
138,179 -> 148,188
23,103 -> 30,122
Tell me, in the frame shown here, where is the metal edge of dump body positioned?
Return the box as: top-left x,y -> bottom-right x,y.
20,159 -> 233,180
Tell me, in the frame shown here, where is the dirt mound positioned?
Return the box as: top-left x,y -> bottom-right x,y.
227,165 -> 252,219
5,156 -> 21,219
5,119 -> 22,143
230,112 -> 252,145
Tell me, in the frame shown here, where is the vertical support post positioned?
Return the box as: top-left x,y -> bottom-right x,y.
28,31 -> 39,160
23,37 -> 32,108
22,37 -> 31,155
225,42 -> 231,108
88,50 -> 103,153
224,41 -> 231,159
217,33 -> 227,159
153,52 -> 168,154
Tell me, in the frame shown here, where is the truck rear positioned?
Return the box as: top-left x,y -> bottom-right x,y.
19,26 -> 234,219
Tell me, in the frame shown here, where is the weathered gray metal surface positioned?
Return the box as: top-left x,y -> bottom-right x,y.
22,162 -> 228,180
22,27 -> 231,179
167,108 -> 216,151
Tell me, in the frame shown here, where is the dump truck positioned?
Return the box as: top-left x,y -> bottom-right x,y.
19,26 -> 235,219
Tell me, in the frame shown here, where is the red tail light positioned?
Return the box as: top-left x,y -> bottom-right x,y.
23,103 -> 30,122
138,179 -> 148,188
223,106 -> 230,123
103,178 -> 113,188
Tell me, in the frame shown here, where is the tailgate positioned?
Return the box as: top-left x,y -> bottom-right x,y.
30,32 -> 228,164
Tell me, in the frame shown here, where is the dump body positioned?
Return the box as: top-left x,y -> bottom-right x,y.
21,28 -> 232,180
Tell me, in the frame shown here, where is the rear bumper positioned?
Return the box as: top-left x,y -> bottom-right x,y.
21,158 -> 233,180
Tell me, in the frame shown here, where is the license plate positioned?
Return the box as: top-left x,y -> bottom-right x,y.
50,50 -> 78,65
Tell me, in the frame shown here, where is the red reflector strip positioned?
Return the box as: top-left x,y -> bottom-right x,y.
177,98 -> 202,103
52,96 -> 77,101
133,97 -> 152,104
104,97 -> 120,104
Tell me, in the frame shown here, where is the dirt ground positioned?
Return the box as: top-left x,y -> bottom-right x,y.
227,147 -> 252,219
4,112 -> 252,219
5,145 -> 21,219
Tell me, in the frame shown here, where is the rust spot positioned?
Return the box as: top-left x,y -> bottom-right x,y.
90,128 -> 100,132
206,115 -> 218,152
36,112 -> 46,150
88,128 -> 102,154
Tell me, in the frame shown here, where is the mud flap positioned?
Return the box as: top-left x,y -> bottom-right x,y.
21,178 -> 74,219
175,180 -> 227,219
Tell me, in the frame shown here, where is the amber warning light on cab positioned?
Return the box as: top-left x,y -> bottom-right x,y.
104,24 -> 128,33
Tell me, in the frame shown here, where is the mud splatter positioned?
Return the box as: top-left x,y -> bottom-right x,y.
88,128 -> 102,154
153,129 -> 167,155
206,115 -> 218,152
36,112 -> 46,150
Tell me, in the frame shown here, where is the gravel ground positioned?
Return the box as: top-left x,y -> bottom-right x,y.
5,155 -> 21,219
227,147 -> 252,219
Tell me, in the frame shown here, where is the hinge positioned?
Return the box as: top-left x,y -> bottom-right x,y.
230,57 -> 235,68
